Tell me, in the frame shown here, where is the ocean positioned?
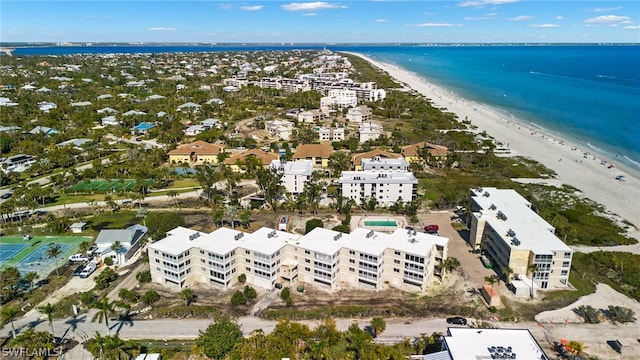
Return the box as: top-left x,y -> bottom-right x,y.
11,44 -> 640,169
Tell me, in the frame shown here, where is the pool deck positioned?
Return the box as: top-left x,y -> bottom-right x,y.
351,215 -> 408,233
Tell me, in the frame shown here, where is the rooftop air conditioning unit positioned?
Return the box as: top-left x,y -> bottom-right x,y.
483,191 -> 490,197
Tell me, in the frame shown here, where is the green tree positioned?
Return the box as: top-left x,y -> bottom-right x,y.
142,290 -> 160,306
118,288 -> 139,304
195,314 -> 243,359
38,303 -> 56,338
484,275 -> 498,295
238,273 -> 247,284
292,126 -> 319,144
91,297 -> 116,336
136,270 -> 151,283
1,306 -> 20,339
46,244 -> 62,277
8,328 -> 55,360
111,240 -> 125,266
328,150 -> 352,177
24,271 -> 39,290
606,305 -> 636,323
370,316 -> 386,336
94,267 -> 118,289
568,340 -> 586,357
255,166 -> 284,210
180,288 -> 195,306
146,211 -> 186,240
86,332 -> 107,359
441,257 -> 461,277
502,266 -> 514,285
230,290 -> 247,306
79,241 -> 93,257
243,285 -> 257,300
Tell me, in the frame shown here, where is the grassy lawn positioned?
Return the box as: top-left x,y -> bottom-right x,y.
85,211 -> 142,231
168,179 -> 199,189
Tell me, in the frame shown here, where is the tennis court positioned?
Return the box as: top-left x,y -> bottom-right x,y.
1,236 -> 92,277
70,179 -> 152,193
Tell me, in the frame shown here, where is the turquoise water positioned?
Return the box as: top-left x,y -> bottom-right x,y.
364,220 -> 397,227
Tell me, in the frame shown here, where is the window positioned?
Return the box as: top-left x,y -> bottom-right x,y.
245,250 -> 251,254
349,250 -> 355,255
304,267 -> 311,272
349,267 -> 355,272
246,259 -> 251,263
305,259 -> 311,263
394,251 -> 401,256
393,268 -> 400,273
349,259 -> 355,264
394,259 -> 400,264
305,250 -> 311,255
564,252 -> 572,259
562,261 -> 570,268
561,270 -> 568,276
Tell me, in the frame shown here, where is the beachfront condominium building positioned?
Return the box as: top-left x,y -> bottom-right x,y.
270,160 -> 313,195
339,171 -> 418,207
346,105 -> 372,123
361,157 -> 408,171
148,226 -> 448,293
319,89 -> 358,114
317,127 -> 345,142
468,187 -> 573,292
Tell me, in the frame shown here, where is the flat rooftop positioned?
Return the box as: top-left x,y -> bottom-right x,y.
444,328 -> 548,360
471,187 -> 571,255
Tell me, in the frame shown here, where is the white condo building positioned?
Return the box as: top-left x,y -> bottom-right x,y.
361,157 -> 408,171
359,121 -> 384,143
270,160 -> 313,195
346,105 -> 373,123
468,187 -> 573,293
339,171 -> 418,207
319,89 -> 358,114
317,127 -> 345,142
148,226 -> 448,293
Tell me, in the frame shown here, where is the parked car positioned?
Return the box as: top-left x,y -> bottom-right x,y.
274,283 -> 283,289
69,254 -> 89,262
424,224 -> 439,234
79,260 -> 98,278
73,265 -> 85,276
446,316 -> 468,325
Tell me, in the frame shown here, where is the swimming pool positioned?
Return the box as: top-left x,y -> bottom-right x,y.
364,220 -> 398,227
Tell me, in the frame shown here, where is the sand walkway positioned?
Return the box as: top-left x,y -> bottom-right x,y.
346,52 -> 640,234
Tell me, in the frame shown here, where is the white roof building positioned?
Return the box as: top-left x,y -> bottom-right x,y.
149,225 -> 448,292
469,187 -> 573,293
340,171 -> 418,207
270,160 -> 313,195
101,115 -> 119,126
346,105 -> 373,123
359,121 -> 384,143
361,157 -> 408,171
265,120 -> 294,140
71,101 -> 92,107
437,328 -> 549,360
317,127 -> 345,142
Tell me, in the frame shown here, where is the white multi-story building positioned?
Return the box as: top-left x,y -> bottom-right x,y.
319,89 -> 358,114
468,187 -> 573,294
148,225 -> 448,293
361,157 -> 408,171
270,160 -> 313,195
298,109 -> 325,124
346,105 -> 373,123
359,121 -> 384,143
317,127 -> 345,142
339,171 -> 418,207
265,119 -> 295,140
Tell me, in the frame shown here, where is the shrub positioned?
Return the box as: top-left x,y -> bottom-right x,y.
230,290 -> 247,306
94,267 -> 118,290
573,305 -> 601,324
243,286 -> 257,300
238,273 -> 246,284
305,219 -> 324,234
103,257 -> 114,266
332,224 -> 350,233
136,270 -> 151,283
606,305 -> 636,323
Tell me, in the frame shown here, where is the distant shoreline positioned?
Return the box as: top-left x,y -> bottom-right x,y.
345,51 -> 640,230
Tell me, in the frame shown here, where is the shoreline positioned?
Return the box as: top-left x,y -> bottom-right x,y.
346,52 -> 640,231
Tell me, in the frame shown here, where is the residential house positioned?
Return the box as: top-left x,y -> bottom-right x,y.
168,141 -> 224,166
339,171 -> 418,207
97,107 -> 118,114
317,127 -> 345,142
270,160 -> 313,195
148,225 -> 448,293
184,125 -> 208,136
352,149 -> 401,171
38,102 -> 57,112
468,187 -> 573,295
401,142 -> 449,167
95,224 -> 148,265
0,154 -> 37,174
346,105 -> 372,123
56,138 -> 92,150
130,122 -> 156,135
265,120 -> 295,141
298,109 -> 325,124
29,126 -> 59,136
292,143 -> 333,168
71,101 -> 92,107
358,121 -> 384,143
101,115 -> 119,126
0,97 -> 18,106
177,102 -> 202,113
123,110 -> 147,117
223,148 -> 279,173
201,118 -> 223,129
96,94 -> 113,100
146,94 -> 166,100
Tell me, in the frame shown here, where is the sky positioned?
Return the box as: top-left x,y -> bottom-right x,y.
2,1 -> 640,43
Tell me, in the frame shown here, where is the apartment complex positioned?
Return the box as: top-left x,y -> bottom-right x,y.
339,171 -> 418,207
148,226 -> 448,293
468,187 -> 573,292
270,160 -> 313,195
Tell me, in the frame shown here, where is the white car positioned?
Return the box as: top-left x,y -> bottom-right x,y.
68,254 -> 89,262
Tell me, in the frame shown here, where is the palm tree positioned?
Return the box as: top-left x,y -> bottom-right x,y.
46,244 -> 62,277
79,241 -> 93,258
103,334 -> 130,360
484,275 -> 498,295
528,263 -> 539,298
91,297 -> 115,336
111,241 -> 124,265
86,331 -> 106,359
1,306 -> 20,339
568,340 -> 586,358
502,266 -> 514,285
180,288 -> 195,306
441,257 -> 461,278
24,271 -> 39,290
38,303 -> 56,338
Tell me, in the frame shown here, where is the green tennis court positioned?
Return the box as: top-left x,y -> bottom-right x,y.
1,235 -> 93,277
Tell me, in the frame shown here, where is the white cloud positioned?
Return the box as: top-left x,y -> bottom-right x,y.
240,5 -> 263,11
302,12 -> 317,16
593,7 -> 622,12
625,25 -> 640,29
584,15 -> 631,24
527,24 -> 559,28
281,2 -> 347,11
375,19 -> 388,23
508,15 -> 533,21
458,0 -> 518,8
148,27 -> 175,31
411,23 -> 463,28
556,16 -> 564,20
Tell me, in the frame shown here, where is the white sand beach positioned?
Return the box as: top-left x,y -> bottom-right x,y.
348,52 -> 640,234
